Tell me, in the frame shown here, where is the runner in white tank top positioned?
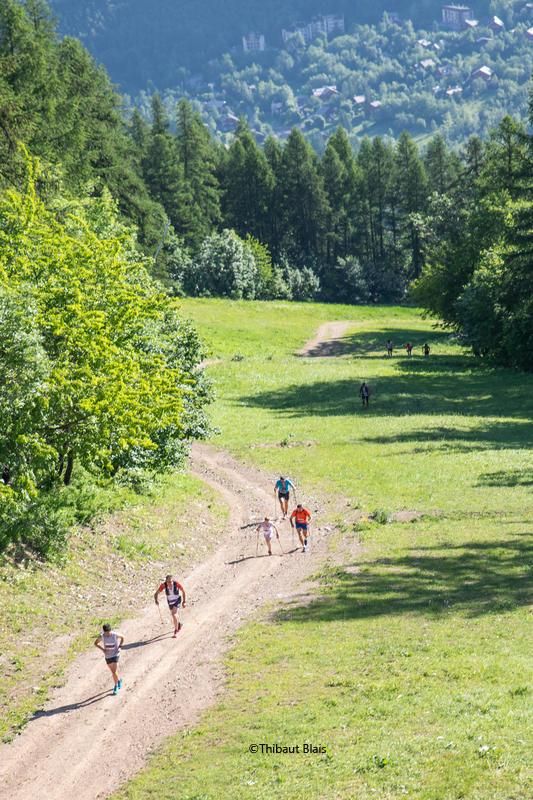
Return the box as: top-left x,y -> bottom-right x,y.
256,517 -> 280,556
94,624 -> 124,695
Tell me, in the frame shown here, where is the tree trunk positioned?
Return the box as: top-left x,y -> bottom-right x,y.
63,451 -> 74,486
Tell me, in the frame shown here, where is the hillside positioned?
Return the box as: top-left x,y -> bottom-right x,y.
145,11 -> 533,149
48,0 -> 500,90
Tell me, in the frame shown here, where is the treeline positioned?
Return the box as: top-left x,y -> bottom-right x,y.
414,112 -> 533,372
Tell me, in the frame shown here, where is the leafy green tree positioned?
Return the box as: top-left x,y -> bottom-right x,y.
184,229 -> 260,299
0,156 -> 209,550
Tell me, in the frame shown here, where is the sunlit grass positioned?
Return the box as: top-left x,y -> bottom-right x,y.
117,300 -> 532,800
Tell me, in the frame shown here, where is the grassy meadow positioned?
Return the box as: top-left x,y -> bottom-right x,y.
117,299 -> 532,800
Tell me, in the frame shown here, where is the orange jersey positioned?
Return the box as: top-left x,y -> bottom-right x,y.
291,507 -> 311,524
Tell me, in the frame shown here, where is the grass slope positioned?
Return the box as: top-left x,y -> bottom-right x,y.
0,473 -> 228,741
117,299 -> 532,800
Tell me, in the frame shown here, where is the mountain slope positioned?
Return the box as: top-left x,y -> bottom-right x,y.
49,0 -> 498,90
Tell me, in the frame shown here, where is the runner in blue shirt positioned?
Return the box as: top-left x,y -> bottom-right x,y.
274,476 -> 295,519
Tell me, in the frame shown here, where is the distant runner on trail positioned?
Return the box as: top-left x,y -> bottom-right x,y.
94,624 -> 124,695
423,343 -> 431,357
154,575 -> 186,637
256,517 -> 280,556
290,504 -> 312,552
386,339 -> 394,357
404,342 -> 413,357
359,381 -> 370,407
274,475 -> 295,519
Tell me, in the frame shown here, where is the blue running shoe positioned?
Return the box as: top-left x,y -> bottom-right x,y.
117,679 -> 123,690
112,685 -> 118,695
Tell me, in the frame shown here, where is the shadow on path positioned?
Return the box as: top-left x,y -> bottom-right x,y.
32,690 -> 110,719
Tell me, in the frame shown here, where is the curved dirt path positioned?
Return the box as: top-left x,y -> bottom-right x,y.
297,321 -> 354,357
0,444 -> 332,800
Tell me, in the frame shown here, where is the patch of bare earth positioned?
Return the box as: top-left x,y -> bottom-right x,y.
297,321 -> 354,357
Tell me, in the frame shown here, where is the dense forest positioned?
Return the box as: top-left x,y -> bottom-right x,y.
49,0 -> 502,87
1,0 -> 532,553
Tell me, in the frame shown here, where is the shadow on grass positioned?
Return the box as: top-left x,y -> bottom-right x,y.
275,535 -> 533,623
300,328 -> 454,359
240,370 -> 533,424
476,470 -> 533,489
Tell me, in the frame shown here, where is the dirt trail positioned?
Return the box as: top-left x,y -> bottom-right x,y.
297,321 -> 354,357
0,445 -> 333,800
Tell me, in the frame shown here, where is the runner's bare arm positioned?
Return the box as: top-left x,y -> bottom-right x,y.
177,581 -> 186,607
154,586 -> 162,604
118,635 -> 124,648
94,637 -> 104,652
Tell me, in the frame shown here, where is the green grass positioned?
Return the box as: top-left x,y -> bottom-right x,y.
0,472 -> 228,741
117,299 -> 532,800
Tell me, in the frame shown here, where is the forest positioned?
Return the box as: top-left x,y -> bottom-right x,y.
1,0 -> 532,553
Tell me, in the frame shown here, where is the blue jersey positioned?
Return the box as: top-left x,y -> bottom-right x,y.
275,478 -> 294,493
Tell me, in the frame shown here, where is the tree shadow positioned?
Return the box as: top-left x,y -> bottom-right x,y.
300,327 -> 455,360
476,469 -> 533,489
240,371 -> 533,425
275,534 -> 533,624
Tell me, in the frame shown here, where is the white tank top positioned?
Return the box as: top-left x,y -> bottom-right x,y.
101,631 -> 120,658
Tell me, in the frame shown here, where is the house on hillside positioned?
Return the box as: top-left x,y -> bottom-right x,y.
419,58 -> 437,70
488,16 -> 504,32
367,100 -> 383,117
446,85 -> 463,97
353,94 -> 366,106
464,18 -> 479,29
441,5 -> 474,30
527,27 -> 533,40
471,65 -> 493,81
242,32 -> 266,52
312,85 -> 339,101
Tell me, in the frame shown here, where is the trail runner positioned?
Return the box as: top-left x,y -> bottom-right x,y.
154,575 -> 186,637
274,475 -> 295,519
256,517 -> 280,556
423,343 -> 431,357
405,342 -> 413,357
290,504 -> 312,552
359,381 -> 370,407
386,339 -> 394,357
94,624 -> 124,695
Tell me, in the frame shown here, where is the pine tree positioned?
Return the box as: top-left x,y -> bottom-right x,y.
221,120 -> 274,244
394,131 -> 428,280
280,128 -> 329,265
174,99 -> 220,248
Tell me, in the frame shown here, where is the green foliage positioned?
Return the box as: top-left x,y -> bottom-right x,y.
0,155 -> 210,553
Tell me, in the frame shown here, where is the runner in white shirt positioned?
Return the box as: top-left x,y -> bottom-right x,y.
256,517 -> 280,556
94,623 -> 124,695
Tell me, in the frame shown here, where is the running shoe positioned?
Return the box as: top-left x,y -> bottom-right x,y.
117,679 -> 123,690
112,685 -> 118,695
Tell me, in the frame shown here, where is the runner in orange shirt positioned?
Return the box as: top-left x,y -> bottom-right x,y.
290,504 -> 312,552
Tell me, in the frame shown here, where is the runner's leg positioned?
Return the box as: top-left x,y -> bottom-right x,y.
107,660 -> 118,687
